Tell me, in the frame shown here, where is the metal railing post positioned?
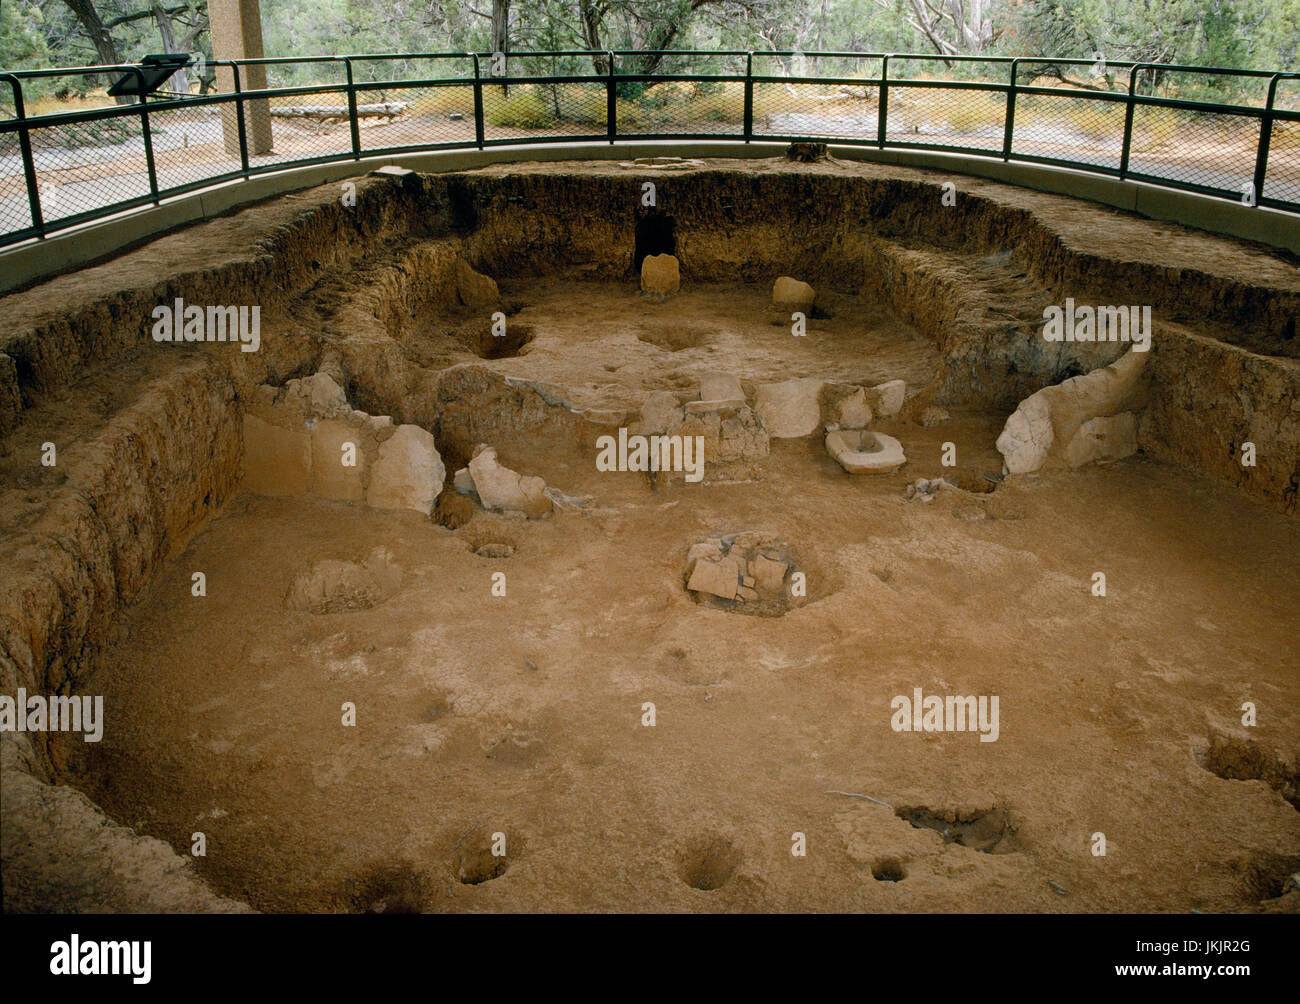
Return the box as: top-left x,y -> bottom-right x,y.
607,51 -> 616,143
1002,59 -> 1019,160
232,63 -> 250,177
1252,74 -> 1279,207
877,55 -> 889,147
472,53 -> 485,148
344,57 -> 361,159
4,74 -> 44,237
137,69 -> 159,203
743,51 -> 753,142
1119,65 -> 1138,180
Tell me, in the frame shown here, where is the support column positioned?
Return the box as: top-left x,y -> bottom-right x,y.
209,0 -> 272,156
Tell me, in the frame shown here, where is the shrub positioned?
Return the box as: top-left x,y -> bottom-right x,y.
944,94 -> 1002,134
565,88 -> 607,126
410,86 -> 473,117
483,87 -> 555,129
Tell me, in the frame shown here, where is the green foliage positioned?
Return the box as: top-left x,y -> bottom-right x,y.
484,86 -> 556,127
5,0 -> 1296,84
1,3 -> 49,72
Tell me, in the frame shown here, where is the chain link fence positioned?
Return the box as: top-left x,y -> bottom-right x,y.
0,52 -> 1295,246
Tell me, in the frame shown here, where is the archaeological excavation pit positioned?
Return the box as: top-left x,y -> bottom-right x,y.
1,157 -> 1298,915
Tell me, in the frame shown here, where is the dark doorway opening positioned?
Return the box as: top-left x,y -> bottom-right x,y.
634,211 -> 676,272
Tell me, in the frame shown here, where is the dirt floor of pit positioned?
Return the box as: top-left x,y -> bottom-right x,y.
413,275 -> 940,413
59,416 -> 1300,913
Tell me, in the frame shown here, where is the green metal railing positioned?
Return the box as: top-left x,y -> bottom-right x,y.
0,50 -> 1296,247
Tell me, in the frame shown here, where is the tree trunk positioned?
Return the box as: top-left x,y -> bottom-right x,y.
62,0 -> 130,101
491,0 -> 510,55
491,0 -> 510,94
580,0 -> 610,75
151,1 -> 192,93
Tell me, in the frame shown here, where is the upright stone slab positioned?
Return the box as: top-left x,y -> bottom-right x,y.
772,276 -> 815,311
311,418 -> 367,502
367,424 -> 444,515
641,254 -> 680,294
243,413 -> 310,495
467,445 -> 552,517
871,380 -> 906,417
697,371 -> 745,408
754,378 -> 824,438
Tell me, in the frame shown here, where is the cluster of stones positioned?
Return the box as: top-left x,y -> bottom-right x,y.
632,268 -> 913,478
685,533 -> 800,613
243,373 -> 444,514
634,260 -> 1143,482
632,370 -> 769,479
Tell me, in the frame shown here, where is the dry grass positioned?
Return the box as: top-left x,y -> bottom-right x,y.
483,86 -> 555,128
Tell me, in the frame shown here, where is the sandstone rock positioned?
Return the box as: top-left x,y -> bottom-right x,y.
684,536 -> 803,614
455,258 -> 500,309
467,445 -> 553,518
580,408 -> 629,427
716,408 -> 770,465
996,395 -> 1054,474
687,555 -> 741,600
751,554 -> 789,594
697,371 -> 745,408
754,378 -> 825,438
920,405 -> 950,428
686,540 -> 724,570
283,372 -> 349,419
251,383 -> 278,410
366,424 -> 444,514
311,418 -> 367,503
453,467 -> 477,495
663,404 -> 769,478
243,413 -> 311,495
636,390 -> 684,434
641,254 -> 680,294
821,384 -> 872,429
826,429 -> 907,474
1061,412 -> 1138,468
871,379 -> 906,417
906,478 -> 945,501
772,276 -> 815,311
997,348 -> 1148,474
